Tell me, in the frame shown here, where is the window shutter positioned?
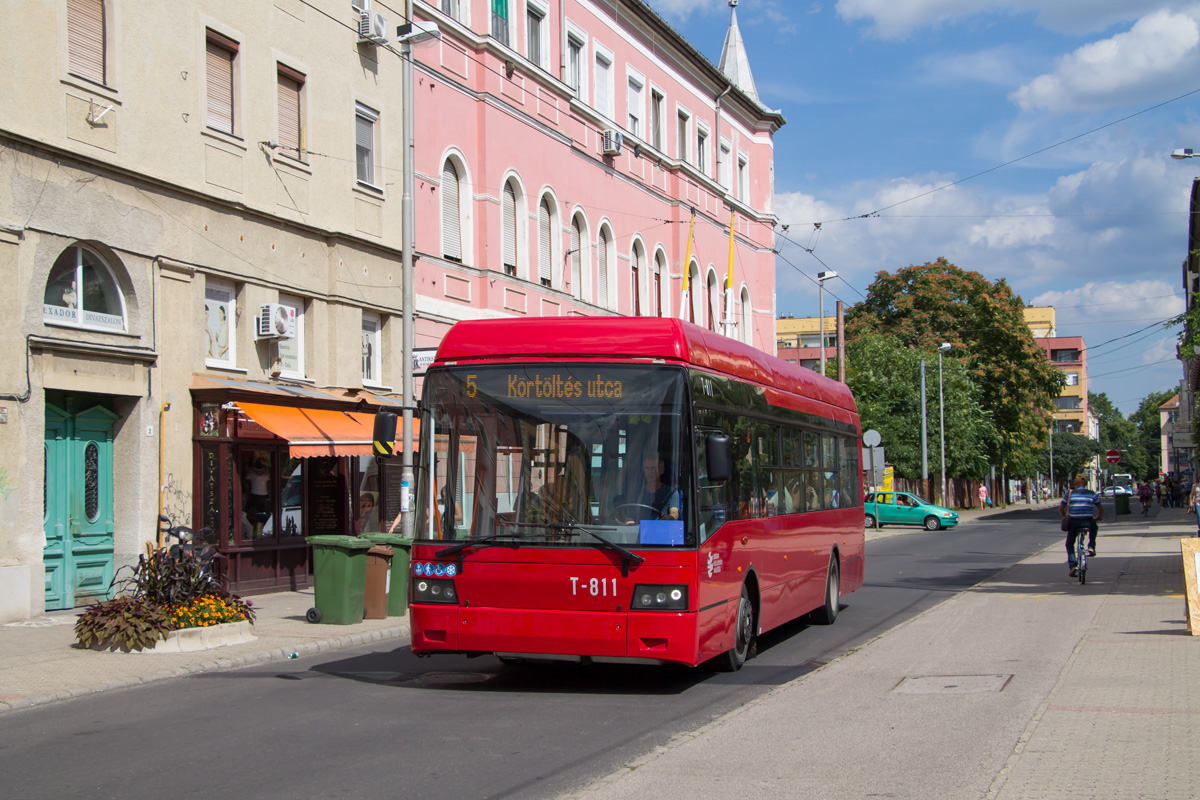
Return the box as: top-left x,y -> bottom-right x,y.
67,0 -> 105,84
502,184 -> 516,270
654,253 -> 664,316
595,59 -> 610,117
570,220 -> 582,297
538,199 -> 551,284
277,72 -> 301,154
597,232 -> 608,307
442,161 -> 462,261
631,248 -> 641,316
206,41 -> 234,133
355,111 -> 374,183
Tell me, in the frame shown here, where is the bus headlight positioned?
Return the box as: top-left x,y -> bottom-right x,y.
632,585 -> 688,611
413,578 -> 458,604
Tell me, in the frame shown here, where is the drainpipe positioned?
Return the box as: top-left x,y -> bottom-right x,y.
157,401 -> 171,547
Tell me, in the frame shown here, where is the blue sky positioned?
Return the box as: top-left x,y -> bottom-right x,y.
645,0 -> 1200,415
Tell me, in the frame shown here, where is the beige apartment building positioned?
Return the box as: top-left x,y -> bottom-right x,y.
0,0 -> 424,620
775,314 -> 836,370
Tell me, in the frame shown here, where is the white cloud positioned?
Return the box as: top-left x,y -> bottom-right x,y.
1031,280 -> 1184,330
1011,11 -> 1200,111
918,46 -> 1029,87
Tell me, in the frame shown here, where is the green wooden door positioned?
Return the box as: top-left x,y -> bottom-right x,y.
43,403 -> 117,610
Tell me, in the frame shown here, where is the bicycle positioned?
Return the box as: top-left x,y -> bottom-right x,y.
1073,522 -> 1088,585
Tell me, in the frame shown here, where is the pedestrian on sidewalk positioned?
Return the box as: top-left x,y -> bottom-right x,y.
1188,482 -> 1200,537
977,483 -> 989,509
1138,481 -> 1152,516
1060,475 -> 1102,578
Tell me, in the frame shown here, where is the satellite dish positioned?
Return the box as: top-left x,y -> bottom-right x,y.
863,429 -> 881,448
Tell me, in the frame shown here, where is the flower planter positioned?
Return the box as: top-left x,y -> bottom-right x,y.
88,620 -> 255,653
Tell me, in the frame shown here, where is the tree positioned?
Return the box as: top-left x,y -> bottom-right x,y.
845,258 -> 1063,478
1037,433 -> 1102,481
1127,390 -> 1177,480
845,331 -> 993,482
1089,391 -> 1147,480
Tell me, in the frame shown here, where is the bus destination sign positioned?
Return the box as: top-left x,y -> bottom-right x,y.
463,370 -> 624,401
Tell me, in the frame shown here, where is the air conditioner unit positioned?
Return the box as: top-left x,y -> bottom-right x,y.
602,129 -> 623,156
256,304 -> 296,340
357,10 -> 389,44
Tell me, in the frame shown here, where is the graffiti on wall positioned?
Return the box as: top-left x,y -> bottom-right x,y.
160,473 -> 192,527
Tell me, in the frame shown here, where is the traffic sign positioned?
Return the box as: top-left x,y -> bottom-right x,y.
1106,449 -> 1121,464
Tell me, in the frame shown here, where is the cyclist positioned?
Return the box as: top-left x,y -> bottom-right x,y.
1060,475 -> 1102,578
1137,481 -> 1152,516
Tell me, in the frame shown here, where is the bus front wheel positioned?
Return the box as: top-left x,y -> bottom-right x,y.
716,585 -> 755,672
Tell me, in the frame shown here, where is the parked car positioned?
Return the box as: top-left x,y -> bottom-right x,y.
1099,485 -> 1131,498
863,491 -> 959,531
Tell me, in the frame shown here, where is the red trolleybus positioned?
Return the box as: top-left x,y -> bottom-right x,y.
398,317 -> 863,670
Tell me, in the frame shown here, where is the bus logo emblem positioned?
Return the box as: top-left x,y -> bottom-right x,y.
707,552 -> 723,577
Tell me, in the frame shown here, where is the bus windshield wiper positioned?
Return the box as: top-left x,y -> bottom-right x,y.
435,533 -> 531,559
551,523 -> 645,577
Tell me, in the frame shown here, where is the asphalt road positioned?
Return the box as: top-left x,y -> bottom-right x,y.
0,509 -> 1059,800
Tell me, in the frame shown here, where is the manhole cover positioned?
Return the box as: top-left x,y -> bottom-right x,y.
892,674 -> 1012,694
412,671 -> 492,686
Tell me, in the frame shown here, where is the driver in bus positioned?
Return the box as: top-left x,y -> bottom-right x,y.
617,454 -> 681,524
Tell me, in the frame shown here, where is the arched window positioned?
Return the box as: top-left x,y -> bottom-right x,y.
740,286 -> 751,344
538,197 -> 552,287
630,242 -> 643,316
441,159 -> 463,262
570,216 -> 584,299
706,269 -> 719,332
652,251 -> 664,317
687,261 -> 700,324
502,181 -> 517,276
597,227 -> 610,309
43,245 -> 126,332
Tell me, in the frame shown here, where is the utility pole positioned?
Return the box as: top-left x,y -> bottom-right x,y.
920,358 -> 928,500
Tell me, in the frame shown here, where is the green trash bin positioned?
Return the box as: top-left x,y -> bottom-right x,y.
1115,492 -> 1132,516
362,533 -> 413,616
305,535 -> 372,624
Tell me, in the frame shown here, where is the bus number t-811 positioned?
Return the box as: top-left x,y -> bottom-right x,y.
570,577 -> 618,597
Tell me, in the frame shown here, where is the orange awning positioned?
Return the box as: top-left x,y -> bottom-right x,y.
235,402 -> 420,458
235,402 -> 377,458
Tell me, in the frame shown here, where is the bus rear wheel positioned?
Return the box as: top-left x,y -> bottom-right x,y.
811,557 -> 840,625
716,585 -> 755,672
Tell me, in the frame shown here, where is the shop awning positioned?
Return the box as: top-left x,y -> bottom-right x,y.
235,402 -> 377,458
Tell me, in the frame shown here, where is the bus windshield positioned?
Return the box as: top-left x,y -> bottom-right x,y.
417,365 -> 694,548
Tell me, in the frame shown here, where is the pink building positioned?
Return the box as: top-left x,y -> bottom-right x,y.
410,0 -> 784,354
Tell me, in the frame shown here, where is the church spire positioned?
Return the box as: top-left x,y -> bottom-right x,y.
717,0 -> 761,105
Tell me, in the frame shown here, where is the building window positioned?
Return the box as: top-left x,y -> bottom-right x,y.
567,35 -> 584,98
43,244 -> 126,332
627,75 -> 644,138
687,262 -> 699,323
737,155 -> 749,201
67,0 -> 106,85
206,30 -> 238,134
696,128 -> 708,173
277,64 -> 305,161
654,251 -> 666,316
277,294 -> 305,378
538,197 -> 553,287
362,313 -> 381,386
719,141 -> 732,188
594,51 -> 612,119
441,159 -> 463,262
502,181 -> 518,277
740,287 -> 751,344
355,103 -> 378,188
706,269 -> 718,332
677,110 -> 689,162
570,216 -> 584,299
1064,371 -> 1079,386
526,4 -> 545,67
441,0 -> 463,21
491,0 -> 509,48
630,244 -> 643,316
597,227 -> 611,308
1051,348 -> 1081,363
205,278 -> 236,368
1054,396 -> 1082,410
650,90 -> 664,151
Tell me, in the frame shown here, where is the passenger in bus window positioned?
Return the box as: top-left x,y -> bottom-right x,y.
617,455 -> 681,523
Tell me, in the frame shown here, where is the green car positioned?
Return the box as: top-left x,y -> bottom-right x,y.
863,491 -> 959,531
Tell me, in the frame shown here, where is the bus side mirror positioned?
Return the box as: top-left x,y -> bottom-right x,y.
706,434 -> 731,482
373,411 -> 398,457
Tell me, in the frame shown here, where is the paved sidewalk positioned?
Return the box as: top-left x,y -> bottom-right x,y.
564,504 -> 1200,800
0,588 -> 410,714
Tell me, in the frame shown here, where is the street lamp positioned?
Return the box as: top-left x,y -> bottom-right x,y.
938,342 -> 951,505
397,7 -> 441,537
817,271 -> 837,376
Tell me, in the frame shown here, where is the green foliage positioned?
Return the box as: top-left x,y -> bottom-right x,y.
845,258 -> 1062,475
74,597 -> 171,652
1036,433 -> 1102,479
845,331 -> 994,480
